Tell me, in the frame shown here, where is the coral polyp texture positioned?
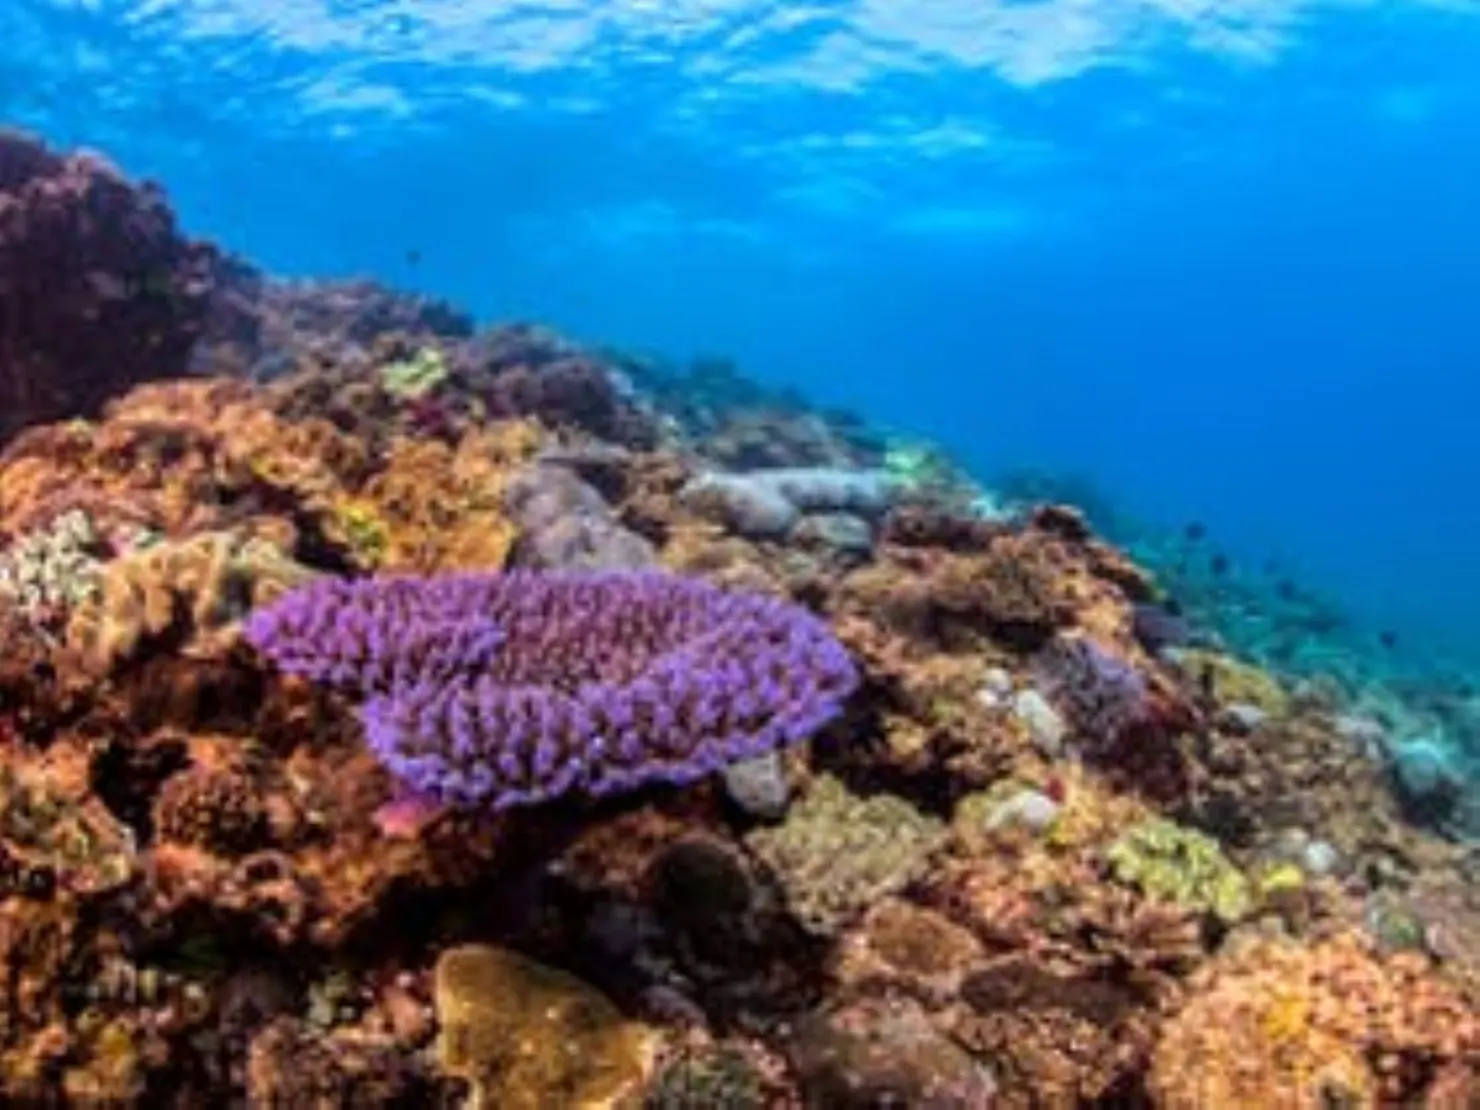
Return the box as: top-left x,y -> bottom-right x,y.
244,569 -> 859,807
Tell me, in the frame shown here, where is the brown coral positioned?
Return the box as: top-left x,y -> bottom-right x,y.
433,943 -> 654,1110
0,378 -> 370,544
832,897 -> 985,1008
141,741 -> 509,949
0,130 -> 232,445
153,763 -> 269,856
246,1016 -> 424,1107
745,775 -> 948,938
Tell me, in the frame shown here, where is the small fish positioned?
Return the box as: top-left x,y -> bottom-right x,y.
1183,521 -> 1207,542
1378,630 -> 1399,650
405,248 -> 422,266
1209,553 -> 1230,577
1276,579 -> 1298,602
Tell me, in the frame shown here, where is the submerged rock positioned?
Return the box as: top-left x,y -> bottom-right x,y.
1012,688 -> 1068,758
433,944 -> 654,1110
787,995 -> 997,1109
681,467 -> 896,539
721,751 -> 792,821
792,511 -> 875,557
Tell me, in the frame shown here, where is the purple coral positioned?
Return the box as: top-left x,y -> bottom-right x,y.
244,570 -> 858,809
1032,634 -> 1151,751
242,575 -> 505,695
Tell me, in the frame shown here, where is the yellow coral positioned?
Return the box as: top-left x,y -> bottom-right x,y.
1107,817 -> 1252,924
65,528 -> 317,673
379,346 -> 449,400
349,423 -> 538,574
1255,861 -> 1307,900
323,497 -> 391,569
1177,649 -> 1289,716
433,944 -> 653,1110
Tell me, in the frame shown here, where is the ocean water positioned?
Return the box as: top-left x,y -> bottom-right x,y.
4,0 -> 1480,667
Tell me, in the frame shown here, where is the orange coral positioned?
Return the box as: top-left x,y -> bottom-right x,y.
1149,932 -> 1480,1107
0,378 -> 369,542
330,422 -> 539,573
153,763 -> 269,856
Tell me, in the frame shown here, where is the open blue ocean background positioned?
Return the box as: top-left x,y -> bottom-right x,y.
4,0 -> 1479,667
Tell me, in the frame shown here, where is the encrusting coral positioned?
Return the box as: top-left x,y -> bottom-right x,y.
326,422 -> 538,573
66,526 -> 316,674
433,943 -> 655,1110
745,774 -> 948,937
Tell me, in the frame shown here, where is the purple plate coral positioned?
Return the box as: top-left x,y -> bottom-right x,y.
243,570 -> 858,809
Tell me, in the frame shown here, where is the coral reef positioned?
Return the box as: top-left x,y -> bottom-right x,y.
0,131 -> 1475,1109
0,130 -> 234,443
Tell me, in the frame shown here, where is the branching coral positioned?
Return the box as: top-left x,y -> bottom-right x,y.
0,509 -> 107,627
245,569 -> 859,808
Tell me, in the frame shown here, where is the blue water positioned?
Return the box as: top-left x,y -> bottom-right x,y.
5,0 -> 1480,665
